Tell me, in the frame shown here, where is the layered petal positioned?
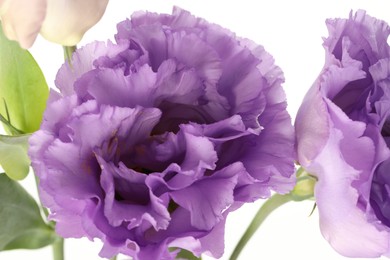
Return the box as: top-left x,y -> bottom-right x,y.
30,7 -> 294,259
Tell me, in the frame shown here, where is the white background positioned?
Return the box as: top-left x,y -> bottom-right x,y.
2,1 -> 390,259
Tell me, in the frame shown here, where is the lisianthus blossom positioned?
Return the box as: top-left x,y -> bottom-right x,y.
29,7 -> 295,259
295,10 -> 390,257
0,0 -> 109,48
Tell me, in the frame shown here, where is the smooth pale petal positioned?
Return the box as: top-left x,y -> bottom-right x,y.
0,0 -> 46,48
295,87 -> 328,165
295,10 -> 390,259
313,139 -> 389,257
40,0 -> 108,46
309,100 -> 390,257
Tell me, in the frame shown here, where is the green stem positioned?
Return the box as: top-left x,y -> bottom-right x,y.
63,45 -> 76,64
229,194 -> 292,260
109,256 -> 117,260
52,237 -> 64,260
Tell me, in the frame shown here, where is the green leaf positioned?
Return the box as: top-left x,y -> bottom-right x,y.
174,249 -> 202,260
0,134 -> 31,180
0,108 -> 24,135
0,23 -> 49,133
0,174 -> 57,250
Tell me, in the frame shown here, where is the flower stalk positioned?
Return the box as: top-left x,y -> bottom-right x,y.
230,168 -> 316,260
63,45 -> 76,64
229,193 -> 293,260
52,237 -> 64,260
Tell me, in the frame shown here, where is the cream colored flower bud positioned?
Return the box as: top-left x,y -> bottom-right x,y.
40,0 -> 109,46
0,0 -> 108,48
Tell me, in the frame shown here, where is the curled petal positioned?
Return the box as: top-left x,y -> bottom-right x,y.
170,164 -> 238,230
56,41 -> 129,96
309,101 -> 390,257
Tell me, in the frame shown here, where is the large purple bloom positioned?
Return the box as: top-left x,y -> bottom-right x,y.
29,7 -> 294,259
295,10 -> 390,257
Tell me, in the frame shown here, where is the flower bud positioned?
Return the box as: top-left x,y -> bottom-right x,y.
0,0 -> 108,48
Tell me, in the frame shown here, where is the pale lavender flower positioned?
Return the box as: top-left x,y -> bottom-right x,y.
296,10 -> 390,257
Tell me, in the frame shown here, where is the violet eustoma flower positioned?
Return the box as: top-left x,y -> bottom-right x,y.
29,7 -> 295,259
295,10 -> 390,257
0,0 -> 109,48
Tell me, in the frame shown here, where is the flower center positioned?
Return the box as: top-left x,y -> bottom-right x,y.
152,101 -> 215,135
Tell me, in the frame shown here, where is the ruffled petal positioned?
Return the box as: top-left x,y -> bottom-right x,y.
170,164 -> 238,230
324,10 -> 390,63
56,41 -> 129,96
30,7 -> 294,259
98,156 -> 170,230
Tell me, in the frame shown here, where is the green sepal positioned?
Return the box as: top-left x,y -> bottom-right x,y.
172,248 -> 202,260
0,174 -> 57,250
0,134 -> 31,180
290,167 -> 316,201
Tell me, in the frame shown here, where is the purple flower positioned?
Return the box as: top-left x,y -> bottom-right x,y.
29,7 -> 294,259
295,10 -> 390,257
